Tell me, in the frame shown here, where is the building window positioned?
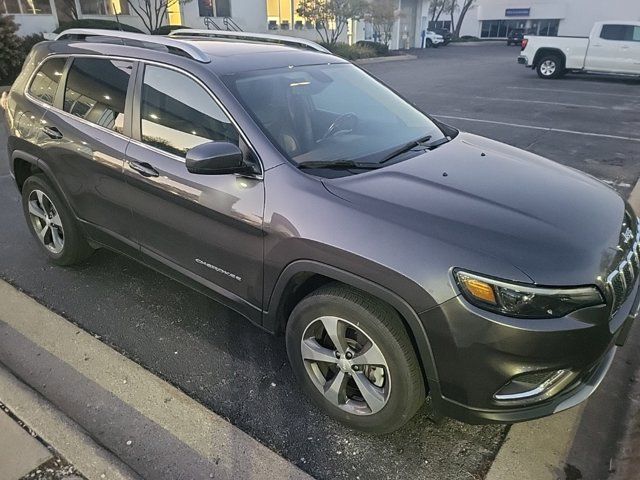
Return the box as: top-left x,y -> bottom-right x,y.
481,20 -> 521,38
198,0 -> 230,17
78,0 -> 129,15
481,19 -> 559,38
428,20 -> 451,31
537,19 -> 559,36
1,0 -> 52,14
266,0 -> 310,30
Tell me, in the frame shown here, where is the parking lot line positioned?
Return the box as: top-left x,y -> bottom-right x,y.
435,115 -> 640,143
432,93 -> 612,111
506,86 -> 640,99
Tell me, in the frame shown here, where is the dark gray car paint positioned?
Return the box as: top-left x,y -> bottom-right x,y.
4,39 -> 635,425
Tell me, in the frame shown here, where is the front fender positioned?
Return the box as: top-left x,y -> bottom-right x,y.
264,258 -> 442,391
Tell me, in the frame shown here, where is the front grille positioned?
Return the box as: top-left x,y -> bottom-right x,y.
606,216 -> 640,314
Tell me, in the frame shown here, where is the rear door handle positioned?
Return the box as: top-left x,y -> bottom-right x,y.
43,126 -> 63,139
128,160 -> 159,178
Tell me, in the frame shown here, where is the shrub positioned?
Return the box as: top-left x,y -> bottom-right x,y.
151,25 -> 189,35
54,19 -> 143,34
452,35 -> 481,42
322,42 -> 377,60
19,33 -> 45,57
0,15 -> 23,85
355,40 -> 389,56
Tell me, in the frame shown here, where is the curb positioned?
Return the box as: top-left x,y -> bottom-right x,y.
448,41 -> 506,47
0,366 -> 139,480
0,280 -> 313,480
355,54 -> 417,65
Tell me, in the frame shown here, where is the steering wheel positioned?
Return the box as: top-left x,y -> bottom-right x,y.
320,113 -> 358,142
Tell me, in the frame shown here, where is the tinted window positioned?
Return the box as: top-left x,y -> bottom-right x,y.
63,58 -> 133,134
29,58 -> 66,105
601,24 -> 633,41
140,65 -> 239,157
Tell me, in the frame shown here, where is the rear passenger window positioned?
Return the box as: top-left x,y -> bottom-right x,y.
29,58 -> 66,105
600,24 -> 633,41
63,58 -> 133,134
139,65 -> 239,158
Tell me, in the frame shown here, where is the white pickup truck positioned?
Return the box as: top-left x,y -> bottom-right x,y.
518,21 -> 640,79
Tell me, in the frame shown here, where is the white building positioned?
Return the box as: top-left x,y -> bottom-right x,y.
5,0 -> 640,50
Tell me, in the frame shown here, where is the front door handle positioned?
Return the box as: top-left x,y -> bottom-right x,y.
128,160 -> 159,178
43,126 -> 63,139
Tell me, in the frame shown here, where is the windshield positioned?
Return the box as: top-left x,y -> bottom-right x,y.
223,63 -> 447,167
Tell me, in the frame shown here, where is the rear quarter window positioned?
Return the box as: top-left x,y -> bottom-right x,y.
28,57 -> 67,105
600,24 -> 634,41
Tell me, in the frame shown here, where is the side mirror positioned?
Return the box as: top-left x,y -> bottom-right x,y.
185,141 -> 249,175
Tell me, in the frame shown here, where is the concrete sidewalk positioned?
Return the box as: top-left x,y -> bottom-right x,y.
0,280 -> 312,480
0,399 -> 58,480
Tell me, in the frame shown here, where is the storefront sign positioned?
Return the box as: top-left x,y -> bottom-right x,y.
505,8 -> 531,17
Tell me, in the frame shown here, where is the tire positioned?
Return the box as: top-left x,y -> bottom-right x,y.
21,174 -> 94,266
425,39 -> 433,48
286,283 -> 425,434
536,54 -> 563,79
433,43 -> 439,48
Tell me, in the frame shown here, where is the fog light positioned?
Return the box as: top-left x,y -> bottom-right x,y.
494,369 -> 570,401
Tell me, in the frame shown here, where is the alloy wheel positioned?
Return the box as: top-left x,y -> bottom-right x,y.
28,189 -> 65,254
540,60 -> 556,76
301,316 -> 390,415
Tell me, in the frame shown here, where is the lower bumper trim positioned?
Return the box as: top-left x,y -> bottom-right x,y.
433,346 -> 617,425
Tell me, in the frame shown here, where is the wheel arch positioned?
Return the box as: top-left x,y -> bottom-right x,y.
264,260 -> 441,390
11,151 -> 42,191
12,150 -> 75,212
533,48 -> 566,68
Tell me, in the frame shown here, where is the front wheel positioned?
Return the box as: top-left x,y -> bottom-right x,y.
536,55 -> 563,79
286,284 -> 425,434
425,39 -> 433,48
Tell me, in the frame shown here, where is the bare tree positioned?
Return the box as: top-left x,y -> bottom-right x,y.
448,0 -> 456,32
451,0 -> 476,38
296,0 -> 367,46
429,0 -> 447,23
367,0 -> 397,45
125,0 -> 192,33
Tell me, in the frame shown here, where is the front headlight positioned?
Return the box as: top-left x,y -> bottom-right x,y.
454,270 -> 604,318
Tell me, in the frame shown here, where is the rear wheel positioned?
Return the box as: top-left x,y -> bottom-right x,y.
286,283 -> 425,434
21,175 -> 94,265
536,55 -> 563,79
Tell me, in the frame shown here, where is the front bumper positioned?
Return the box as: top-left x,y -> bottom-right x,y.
422,277 -> 638,424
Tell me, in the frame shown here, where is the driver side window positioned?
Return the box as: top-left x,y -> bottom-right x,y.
140,65 -> 239,158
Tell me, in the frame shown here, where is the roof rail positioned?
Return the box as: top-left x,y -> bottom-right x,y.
55,29 -> 211,63
169,29 -> 331,54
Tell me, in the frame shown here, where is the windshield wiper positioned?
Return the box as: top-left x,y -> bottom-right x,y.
377,135 -> 450,165
296,160 -> 381,170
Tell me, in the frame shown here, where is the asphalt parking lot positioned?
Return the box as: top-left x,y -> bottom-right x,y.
1,44 -> 639,480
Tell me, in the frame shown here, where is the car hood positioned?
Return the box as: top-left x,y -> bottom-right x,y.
323,132 -> 628,286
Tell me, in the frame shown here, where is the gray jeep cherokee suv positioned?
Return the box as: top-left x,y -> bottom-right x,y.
3,29 -> 637,433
